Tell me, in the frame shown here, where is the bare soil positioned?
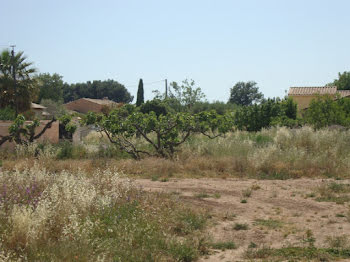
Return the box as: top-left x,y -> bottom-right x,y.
133,178 -> 350,261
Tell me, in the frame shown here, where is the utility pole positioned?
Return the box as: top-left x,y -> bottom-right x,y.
10,45 -> 18,116
165,79 -> 168,98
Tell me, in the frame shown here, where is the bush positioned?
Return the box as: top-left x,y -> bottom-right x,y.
0,107 -> 16,120
305,96 -> 350,129
234,98 -> 298,131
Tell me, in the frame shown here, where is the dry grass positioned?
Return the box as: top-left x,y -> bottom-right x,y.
2,126 -> 350,180
0,164 -> 209,261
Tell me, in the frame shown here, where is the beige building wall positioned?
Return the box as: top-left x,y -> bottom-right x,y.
289,95 -> 335,111
0,120 -> 59,150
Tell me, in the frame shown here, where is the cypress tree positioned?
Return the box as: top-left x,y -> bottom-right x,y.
136,78 -> 144,107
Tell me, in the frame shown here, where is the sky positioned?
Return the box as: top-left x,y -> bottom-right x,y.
1,0 -> 350,102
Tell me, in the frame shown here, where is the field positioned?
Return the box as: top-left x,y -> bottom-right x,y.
1,126 -> 350,261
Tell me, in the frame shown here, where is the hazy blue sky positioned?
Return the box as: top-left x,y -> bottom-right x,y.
1,0 -> 350,102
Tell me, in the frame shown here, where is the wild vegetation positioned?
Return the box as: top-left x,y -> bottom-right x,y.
2,48 -> 350,261
0,165 -> 209,262
2,126 -> 350,181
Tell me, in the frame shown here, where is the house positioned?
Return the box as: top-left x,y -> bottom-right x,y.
64,98 -> 120,114
31,102 -> 50,118
288,86 -> 350,111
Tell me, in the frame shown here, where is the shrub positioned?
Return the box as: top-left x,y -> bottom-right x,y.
0,107 -> 16,120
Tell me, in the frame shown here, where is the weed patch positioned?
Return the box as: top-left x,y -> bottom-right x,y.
210,241 -> 236,251
253,219 -> 284,229
245,246 -> 350,260
233,223 -> 249,230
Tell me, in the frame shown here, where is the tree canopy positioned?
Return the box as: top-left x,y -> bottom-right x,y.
37,73 -> 64,103
229,81 -> 263,106
329,71 -> 350,90
0,49 -> 38,113
136,78 -> 144,107
84,102 -> 233,159
62,79 -> 133,103
169,79 -> 206,109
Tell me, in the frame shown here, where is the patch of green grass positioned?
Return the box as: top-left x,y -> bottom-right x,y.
253,219 -> 284,229
173,209 -> 207,235
169,241 -> 198,262
315,182 -> 350,204
248,242 -> 257,248
328,183 -> 350,193
316,195 -> 350,204
233,223 -> 249,231
257,172 -> 295,180
151,174 -> 160,181
326,235 -> 349,249
253,134 -> 273,146
213,193 -> 221,199
210,241 -> 236,251
336,213 -> 346,218
160,178 -> 169,182
195,192 -> 211,199
246,246 -> 350,260
240,199 -> 247,203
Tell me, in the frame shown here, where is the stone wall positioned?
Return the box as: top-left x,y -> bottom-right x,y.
0,120 -> 59,150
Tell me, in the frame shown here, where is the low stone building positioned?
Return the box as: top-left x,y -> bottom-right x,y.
64,98 -> 119,114
0,120 -> 59,150
288,86 -> 350,111
31,102 -> 50,118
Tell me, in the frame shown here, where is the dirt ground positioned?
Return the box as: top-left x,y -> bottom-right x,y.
133,178 -> 350,262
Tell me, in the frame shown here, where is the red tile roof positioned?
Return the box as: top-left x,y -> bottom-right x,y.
288,86 -> 337,96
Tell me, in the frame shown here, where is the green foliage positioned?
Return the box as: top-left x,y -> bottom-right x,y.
233,223 -> 249,230
140,99 -> 169,117
330,71 -> 350,90
153,79 -> 207,113
169,79 -> 206,109
210,241 -> 236,250
58,114 -> 77,140
0,107 -> 16,120
56,141 -> 74,159
0,114 -> 57,147
173,209 -> 207,235
36,73 -> 64,102
136,78 -> 144,107
0,49 -> 38,113
191,101 -> 237,115
234,98 -> 299,131
253,219 -> 284,229
63,79 -> 133,103
283,97 -> 297,119
84,104 -> 233,159
229,81 -> 263,106
305,95 -> 350,129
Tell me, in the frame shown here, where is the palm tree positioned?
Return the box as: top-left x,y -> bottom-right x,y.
0,49 -> 37,114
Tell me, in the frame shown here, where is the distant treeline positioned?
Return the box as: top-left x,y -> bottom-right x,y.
62,80 -> 133,103
37,73 -> 134,104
